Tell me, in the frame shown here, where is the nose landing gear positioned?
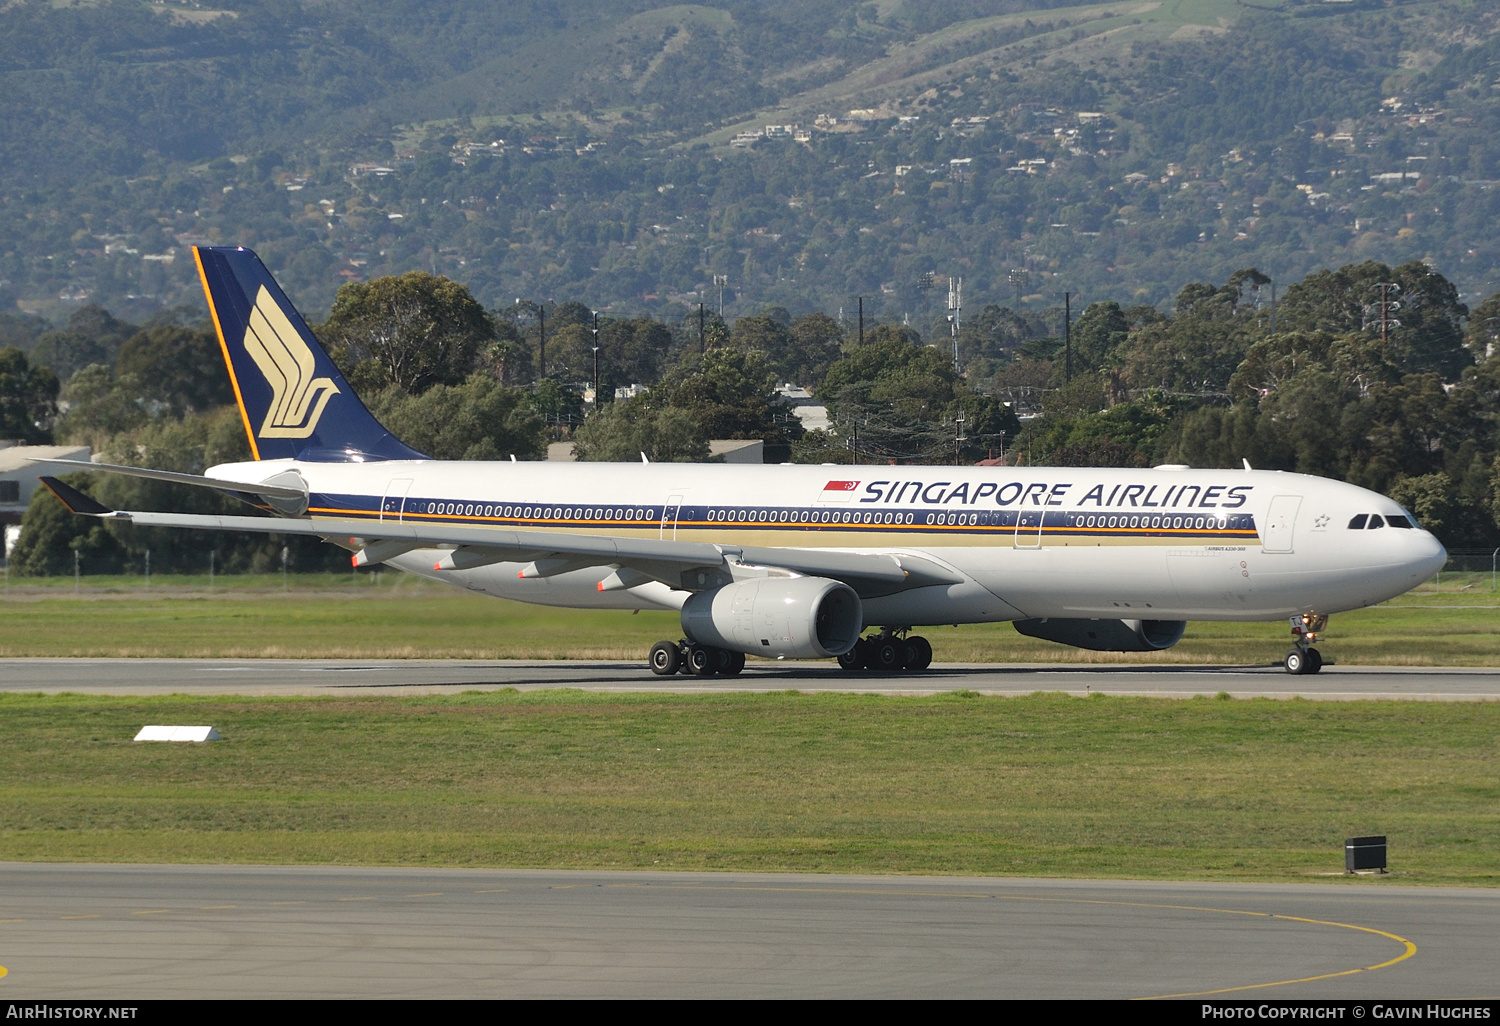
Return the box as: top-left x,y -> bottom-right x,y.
1285,614 -> 1327,675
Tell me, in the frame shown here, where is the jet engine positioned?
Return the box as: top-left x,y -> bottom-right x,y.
682,576 -> 862,659
1013,617 -> 1187,652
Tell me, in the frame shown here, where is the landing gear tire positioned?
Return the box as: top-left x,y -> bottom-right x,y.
1285,649 -> 1307,675
1306,647 -> 1323,674
873,638 -> 901,672
686,644 -> 716,676
714,648 -> 745,676
649,641 -> 681,676
841,633 -> 933,672
898,638 -> 920,671
906,635 -> 933,671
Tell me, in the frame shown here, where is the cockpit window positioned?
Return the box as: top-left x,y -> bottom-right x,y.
1347,514 -> 1368,530
1367,515 -> 1385,529
1385,514 -> 1414,528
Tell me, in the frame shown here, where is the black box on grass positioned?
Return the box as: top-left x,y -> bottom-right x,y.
1345,835 -> 1387,872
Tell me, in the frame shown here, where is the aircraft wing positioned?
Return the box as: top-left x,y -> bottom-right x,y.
39,477 -> 961,597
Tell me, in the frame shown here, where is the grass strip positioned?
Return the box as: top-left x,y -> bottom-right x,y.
0,690 -> 1495,883
2,573 -> 1498,664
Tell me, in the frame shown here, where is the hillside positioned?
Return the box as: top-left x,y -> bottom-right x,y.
3,0 -> 1500,331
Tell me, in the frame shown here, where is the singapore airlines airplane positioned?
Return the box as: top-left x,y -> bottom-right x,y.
36,247 -> 1446,676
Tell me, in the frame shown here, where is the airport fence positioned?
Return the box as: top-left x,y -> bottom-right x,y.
1426,548 -> 1500,593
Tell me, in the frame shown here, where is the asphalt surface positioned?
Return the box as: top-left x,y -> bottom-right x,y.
0,866 -> 1492,999
1,657 -> 1497,699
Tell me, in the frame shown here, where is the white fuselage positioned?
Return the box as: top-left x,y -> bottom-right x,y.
207,459 -> 1447,627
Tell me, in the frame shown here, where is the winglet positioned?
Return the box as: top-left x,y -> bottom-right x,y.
38,477 -> 116,516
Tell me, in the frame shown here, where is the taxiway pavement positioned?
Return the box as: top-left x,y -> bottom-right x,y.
0,657 -> 1496,699
0,866 -> 1492,999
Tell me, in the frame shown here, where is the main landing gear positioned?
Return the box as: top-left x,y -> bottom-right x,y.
837,630 -> 934,674
649,639 -> 745,677
1284,613 -> 1327,675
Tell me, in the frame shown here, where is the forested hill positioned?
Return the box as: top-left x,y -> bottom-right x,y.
4,0 -> 1500,329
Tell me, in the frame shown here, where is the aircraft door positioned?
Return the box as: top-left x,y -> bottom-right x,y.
381,478 -> 413,522
1261,495 -> 1301,553
1014,509 -> 1044,549
661,494 -> 683,539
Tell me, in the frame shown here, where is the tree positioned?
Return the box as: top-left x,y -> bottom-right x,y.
1465,291 -> 1500,360
1277,261 -> 1471,380
29,304 -> 136,382
572,399 -> 710,462
730,314 -> 792,374
485,320 -> 528,385
52,364 -> 146,449
652,348 -> 787,442
363,374 -> 547,460
816,331 -> 1005,462
604,317 -> 674,386
787,312 -> 846,388
544,322 -> 597,384
957,304 -> 1039,366
1116,270 -> 1269,394
1069,301 -> 1129,376
321,273 -> 495,394
0,313 -> 43,353
29,331 -> 112,384
115,325 -> 233,417
0,347 -> 59,444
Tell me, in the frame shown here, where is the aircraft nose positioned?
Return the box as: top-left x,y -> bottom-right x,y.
1411,529 -> 1448,579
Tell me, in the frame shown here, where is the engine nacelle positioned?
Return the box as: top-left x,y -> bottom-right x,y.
1013,617 -> 1187,652
682,576 -> 863,659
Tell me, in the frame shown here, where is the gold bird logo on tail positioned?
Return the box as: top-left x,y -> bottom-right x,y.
242,285 -> 340,438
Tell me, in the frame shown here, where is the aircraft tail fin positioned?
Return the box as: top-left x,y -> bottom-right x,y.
192,246 -> 427,462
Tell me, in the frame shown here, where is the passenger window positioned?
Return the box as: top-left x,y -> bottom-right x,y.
1385,515 -> 1414,528
1347,514 -> 1368,530
1367,515 -> 1384,529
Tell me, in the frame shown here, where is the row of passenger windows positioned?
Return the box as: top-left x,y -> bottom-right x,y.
1068,513 -> 1233,531
1348,514 -> 1415,530
422,502 -> 655,521
707,508 -> 916,525
416,502 -> 1246,531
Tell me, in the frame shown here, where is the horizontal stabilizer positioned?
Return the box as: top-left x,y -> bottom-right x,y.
30,458 -> 309,500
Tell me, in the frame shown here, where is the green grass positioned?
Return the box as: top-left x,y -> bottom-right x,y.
1,572 -> 1497,664
0,690 -> 1494,882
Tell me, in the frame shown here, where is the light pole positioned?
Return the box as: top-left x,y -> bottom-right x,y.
1063,291 -> 1072,383
591,311 -> 600,408
1369,282 -> 1402,344
948,276 -> 963,370
515,299 -> 547,380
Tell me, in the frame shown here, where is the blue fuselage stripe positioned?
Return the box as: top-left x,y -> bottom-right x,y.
306,494 -> 1260,541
